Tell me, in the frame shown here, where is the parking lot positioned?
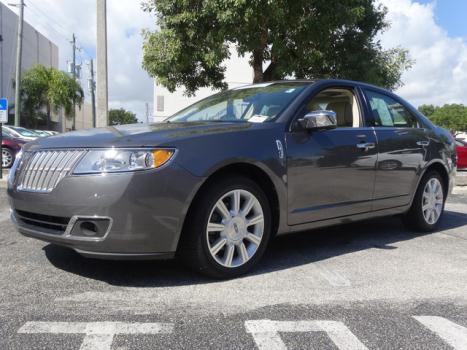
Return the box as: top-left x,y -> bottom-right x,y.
1,180 -> 467,349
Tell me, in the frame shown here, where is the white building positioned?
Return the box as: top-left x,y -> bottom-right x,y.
152,50 -> 253,122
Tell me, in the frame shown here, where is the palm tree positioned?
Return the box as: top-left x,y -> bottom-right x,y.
21,65 -> 84,129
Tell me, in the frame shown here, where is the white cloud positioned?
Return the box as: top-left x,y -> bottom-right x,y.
379,0 -> 467,107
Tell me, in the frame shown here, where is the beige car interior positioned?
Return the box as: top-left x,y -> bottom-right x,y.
305,88 -> 361,127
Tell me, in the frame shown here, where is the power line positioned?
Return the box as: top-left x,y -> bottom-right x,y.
23,4 -> 69,43
26,1 -> 95,60
25,1 -> 70,37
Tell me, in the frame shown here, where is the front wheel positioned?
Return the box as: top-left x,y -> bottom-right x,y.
2,148 -> 14,169
180,176 -> 272,279
403,171 -> 445,232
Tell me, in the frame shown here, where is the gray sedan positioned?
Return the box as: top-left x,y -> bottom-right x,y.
7,80 -> 457,278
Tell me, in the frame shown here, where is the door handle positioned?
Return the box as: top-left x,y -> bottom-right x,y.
356,142 -> 376,150
416,141 -> 429,147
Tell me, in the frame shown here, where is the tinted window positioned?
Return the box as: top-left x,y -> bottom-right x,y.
168,83 -> 307,123
365,90 -> 419,128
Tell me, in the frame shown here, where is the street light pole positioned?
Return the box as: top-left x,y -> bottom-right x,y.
88,59 -> 97,128
96,0 -> 108,127
11,0 -> 24,126
71,33 -> 76,130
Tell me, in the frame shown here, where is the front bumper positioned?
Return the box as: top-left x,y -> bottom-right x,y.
8,164 -> 204,259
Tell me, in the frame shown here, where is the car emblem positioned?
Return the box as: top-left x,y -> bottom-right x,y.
276,140 -> 284,159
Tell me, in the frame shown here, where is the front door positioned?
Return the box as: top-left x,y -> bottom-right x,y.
286,86 -> 378,225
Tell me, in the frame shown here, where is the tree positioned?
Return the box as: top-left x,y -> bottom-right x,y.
142,0 -> 413,96
21,65 -> 84,129
418,104 -> 437,118
109,108 -> 139,125
422,104 -> 467,134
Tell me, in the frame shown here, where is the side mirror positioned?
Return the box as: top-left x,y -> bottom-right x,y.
299,110 -> 337,130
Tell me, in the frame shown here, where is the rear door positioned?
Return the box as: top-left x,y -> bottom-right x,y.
286,84 -> 378,225
362,88 -> 428,210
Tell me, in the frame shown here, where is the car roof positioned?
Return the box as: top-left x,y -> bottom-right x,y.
234,79 -> 392,94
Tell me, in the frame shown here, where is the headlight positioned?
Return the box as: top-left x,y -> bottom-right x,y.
73,148 -> 176,174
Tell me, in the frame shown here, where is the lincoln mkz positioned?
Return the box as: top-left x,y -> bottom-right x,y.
7,80 -> 456,278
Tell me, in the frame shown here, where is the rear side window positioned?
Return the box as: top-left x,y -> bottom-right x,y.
365,90 -> 419,128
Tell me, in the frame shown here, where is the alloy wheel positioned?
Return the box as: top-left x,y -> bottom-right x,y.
206,189 -> 264,268
2,149 -> 13,168
422,178 -> 444,225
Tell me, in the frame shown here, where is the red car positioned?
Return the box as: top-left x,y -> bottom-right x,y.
2,133 -> 27,168
456,139 -> 467,170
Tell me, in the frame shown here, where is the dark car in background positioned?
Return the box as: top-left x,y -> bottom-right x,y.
456,139 -> 467,169
2,128 -> 28,168
7,80 -> 456,278
3,126 -> 39,141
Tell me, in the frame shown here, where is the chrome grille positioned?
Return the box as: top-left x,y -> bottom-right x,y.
16,150 -> 86,193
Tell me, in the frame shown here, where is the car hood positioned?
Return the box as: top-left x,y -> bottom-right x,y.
25,122 -> 263,151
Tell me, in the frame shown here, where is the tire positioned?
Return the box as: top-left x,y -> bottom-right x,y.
2,147 -> 14,169
403,171 -> 446,232
179,176 -> 272,279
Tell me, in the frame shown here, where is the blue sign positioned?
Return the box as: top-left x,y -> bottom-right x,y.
0,98 -> 7,111
0,98 -> 8,123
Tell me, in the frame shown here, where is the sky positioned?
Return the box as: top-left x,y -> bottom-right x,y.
1,0 -> 467,120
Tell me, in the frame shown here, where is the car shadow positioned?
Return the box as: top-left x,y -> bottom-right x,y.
43,210 -> 467,286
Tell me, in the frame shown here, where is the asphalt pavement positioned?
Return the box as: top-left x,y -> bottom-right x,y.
0,183 -> 466,349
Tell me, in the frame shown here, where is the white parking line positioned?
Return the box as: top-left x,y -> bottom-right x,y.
414,316 -> 467,350
310,262 -> 351,287
18,322 -> 174,350
245,320 -> 368,350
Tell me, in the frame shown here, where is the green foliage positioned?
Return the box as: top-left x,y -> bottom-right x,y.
109,108 -> 139,125
142,0 -> 413,96
418,104 -> 436,118
420,104 -> 467,133
21,65 -> 84,129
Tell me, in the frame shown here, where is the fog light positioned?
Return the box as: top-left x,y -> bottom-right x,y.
80,221 -> 99,236
67,217 -> 112,240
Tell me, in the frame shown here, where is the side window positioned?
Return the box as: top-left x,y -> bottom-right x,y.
299,88 -> 362,128
365,90 -> 419,128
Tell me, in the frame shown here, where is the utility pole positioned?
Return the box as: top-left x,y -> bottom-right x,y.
70,33 -> 77,130
10,0 -> 24,126
0,4 -> 4,99
88,60 -> 96,128
96,0 -> 108,127
145,102 -> 150,124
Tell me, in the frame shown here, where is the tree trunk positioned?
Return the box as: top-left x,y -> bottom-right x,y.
252,49 -> 264,83
46,103 -> 51,130
263,56 -> 278,82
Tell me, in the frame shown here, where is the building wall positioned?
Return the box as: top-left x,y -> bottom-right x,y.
152,48 -> 253,122
0,3 -> 59,117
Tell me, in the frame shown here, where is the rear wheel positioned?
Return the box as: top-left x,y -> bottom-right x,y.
2,148 -> 14,168
403,171 -> 445,232
180,176 -> 272,279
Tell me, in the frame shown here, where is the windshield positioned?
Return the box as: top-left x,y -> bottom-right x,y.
2,128 -> 14,138
168,83 -> 308,123
10,126 -> 38,137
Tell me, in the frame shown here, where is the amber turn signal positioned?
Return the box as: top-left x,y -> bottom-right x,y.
152,149 -> 175,168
